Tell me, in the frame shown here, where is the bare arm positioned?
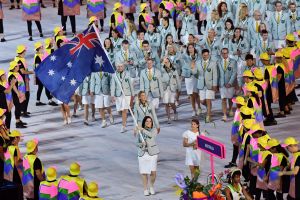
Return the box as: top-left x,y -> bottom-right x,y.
225,187 -> 232,200
35,169 -> 45,182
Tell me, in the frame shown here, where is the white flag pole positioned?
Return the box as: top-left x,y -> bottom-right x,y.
92,24 -> 145,143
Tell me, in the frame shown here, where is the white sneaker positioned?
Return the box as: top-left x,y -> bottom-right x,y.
109,115 -> 114,124
144,190 -> 150,196
174,113 -> 178,121
149,187 -> 155,195
197,108 -> 202,115
79,106 -> 83,111
192,111 -> 197,117
167,118 -> 171,124
229,110 -> 234,117
84,120 -> 89,125
101,120 -> 107,128
67,117 -> 72,124
222,115 -> 227,122
120,126 -> 127,133
91,116 -> 96,122
175,101 -> 179,107
63,119 -> 67,125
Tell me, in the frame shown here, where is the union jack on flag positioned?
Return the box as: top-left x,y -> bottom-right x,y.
35,26 -> 115,103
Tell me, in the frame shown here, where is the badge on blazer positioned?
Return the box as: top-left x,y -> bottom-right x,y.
153,77 -> 157,81
148,109 -> 151,113
241,44 -> 244,47
189,19 -> 192,22
217,27 -> 221,31
117,45 -> 121,48
207,68 -> 211,72
154,39 -> 157,42
281,19 -> 285,23
173,75 -> 176,78
125,78 -> 129,82
297,17 -> 300,20
228,67 -> 232,71
104,73 -> 108,77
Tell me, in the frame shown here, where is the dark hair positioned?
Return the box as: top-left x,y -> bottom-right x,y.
111,29 -> 121,37
245,54 -> 254,60
142,116 -> 153,129
274,1 -> 282,6
224,19 -> 234,31
122,40 -> 129,45
240,113 -> 252,120
191,118 -> 200,132
229,170 -> 241,184
261,30 -> 268,35
186,44 -> 198,56
221,48 -> 229,53
104,38 -> 114,52
142,40 -> 149,45
202,49 -> 210,54
165,34 -> 174,48
185,6 -> 191,12
232,28 -> 243,43
217,2 -> 227,17
163,9 -> 171,18
137,30 -> 144,36
289,2 -> 296,7
162,17 -> 170,27
163,57 -> 175,71
250,92 -> 261,106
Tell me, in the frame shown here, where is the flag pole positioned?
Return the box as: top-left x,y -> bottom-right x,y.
92,24 -> 145,143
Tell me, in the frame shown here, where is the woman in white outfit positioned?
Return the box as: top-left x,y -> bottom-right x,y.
161,57 -> 181,123
136,116 -> 159,196
182,118 -> 204,178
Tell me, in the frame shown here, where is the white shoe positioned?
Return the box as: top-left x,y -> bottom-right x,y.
67,117 -> 72,124
109,115 -> 114,124
175,101 -> 179,107
144,190 -> 150,196
91,116 -> 96,122
174,113 -> 178,121
63,119 -> 67,125
222,115 -> 227,122
79,106 -> 83,111
101,120 -> 107,128
167,118 -> 171,124
149,187 -> 155,195
197,108 -> 202,115
192,111 -> 197,117
84,120 -> 89,125
120,126 -> 126,133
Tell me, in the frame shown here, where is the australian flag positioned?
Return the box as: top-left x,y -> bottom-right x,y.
35,26 -> 115,103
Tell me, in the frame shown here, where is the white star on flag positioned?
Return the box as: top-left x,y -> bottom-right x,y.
48,69 -> 55,76
61,76 -> 66,81
67,61 -> 72,68
95,55 -> 104,66
70,79 -> 77,86
50,55 -> 56,61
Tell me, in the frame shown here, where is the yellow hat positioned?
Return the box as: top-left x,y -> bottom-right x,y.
140,3 -> 148,12
282,48 -> 292,58
242,118 -> 256,129
265,138 -> 280,149
253,68 -> 264,80
89,16 -> 98,24
16,45 -> 26,54
54,26 -> 63,36
0,108 -> 6,116
258,134 -> 270,149
240,106 -> 254,116
282,137 -> 299,147
9,130 -> 22,137
232,96 -> 246,106
46,167 -> 57,181
243,70 -> 254,78
286,34 -> 296,42
296,41 -> 300,49
275,51 -> 283,58
44,38 -> 52,48
9,60 -> 19,71
0,69 -> 5,76
260,52 -> 270,61
69,162 -> 80,176
87,182 -> 99,197
34,42 -> 43,50
230,168 -> 242,178
245,83 -> 258,93
251,123 -> 264,132
26,139 -> 38,153
113,2 -> 121,10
